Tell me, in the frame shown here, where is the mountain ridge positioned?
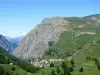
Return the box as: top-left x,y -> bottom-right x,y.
0,34 -> 17,53
12,14 -> 100,60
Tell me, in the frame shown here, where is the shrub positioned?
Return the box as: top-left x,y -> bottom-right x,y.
50,63 -> 54,67
61,62 -> 67,69
93,57 -> 99,62
86,56 -> 91,60
48,41 -> 54,47
12,67 -> 15,71
79,67 -> 84,72
64,69 -> 71,75
42,71 -> 44,75
18,62 -> 39,73
51,70 -> 56,75
70,59 -> 75,65
69,66 -> 74,72
93,57 -> 99,65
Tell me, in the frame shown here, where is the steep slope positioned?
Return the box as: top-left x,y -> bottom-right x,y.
0,46 -> 39,75
0,34 -> 17,53
12,17 -> 70,59
12,14 -> 100,60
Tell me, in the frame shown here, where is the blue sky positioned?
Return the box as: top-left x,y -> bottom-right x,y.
0,0 -> 99,37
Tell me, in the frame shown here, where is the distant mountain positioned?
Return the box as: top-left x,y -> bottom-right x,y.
6,36 -> 24,44
12,36 -> 24,43
0,34 -> 17,53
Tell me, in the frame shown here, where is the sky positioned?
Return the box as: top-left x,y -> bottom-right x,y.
0,0 -> 99,37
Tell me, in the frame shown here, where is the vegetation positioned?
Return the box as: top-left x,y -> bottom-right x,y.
51,70 -> 56,75
79,67 -> 84,72
0,66 -> 4,75
50,63 -> 54,67
0,47 -> 40,75
1,14 -> 100,75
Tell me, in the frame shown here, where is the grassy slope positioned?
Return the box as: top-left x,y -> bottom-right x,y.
41,14 -> 100,75
72,60 -> 100,75
0,64 -> 34,75
31,60 -> 100,75
44,15 -> 100,57
52,15 -> 100,53
30,14 -> 100,75
0,47 -> 38,75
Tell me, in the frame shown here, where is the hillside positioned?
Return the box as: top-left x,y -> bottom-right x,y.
0,46 -> 40,75
12,17 -> 70,59
12,14 -> 100,60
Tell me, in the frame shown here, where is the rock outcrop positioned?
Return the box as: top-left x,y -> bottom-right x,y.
12,17 -> 70,59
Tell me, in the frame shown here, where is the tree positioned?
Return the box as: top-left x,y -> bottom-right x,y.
86,56 -> 91,60
51,70 -> 56,75
62,62 -> 67,69
93,57 -> 99,65
0,53 -> 5,64
70,59 -> 75,66
64,69 -> 71,75
79,67 -> 84,72
48,41 -> 54,47
97,65 -> 100,70
4,71 -> 11,75
12,67 -> 15,71
42,71 -> 44,75
96,63 -> 100,70
50,63 -> 54,67
56,67 -> 60,74
61,62 -> 71,75
0,66 -> 4,75
69,66 -> 74,72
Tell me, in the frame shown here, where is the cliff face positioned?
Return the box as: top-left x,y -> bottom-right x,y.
12,17 -> 70,59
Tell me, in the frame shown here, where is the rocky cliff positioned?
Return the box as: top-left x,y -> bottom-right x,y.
12,14 -> 100,60
12,17 -> 70,59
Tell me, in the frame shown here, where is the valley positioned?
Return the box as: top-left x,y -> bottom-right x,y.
1,14 -> 100,75
0,0 -> 100,75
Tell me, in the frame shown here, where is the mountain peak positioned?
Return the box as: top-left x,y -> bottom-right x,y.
41,16 -> 69,25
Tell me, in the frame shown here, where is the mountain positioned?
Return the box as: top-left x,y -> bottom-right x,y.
0,34 -> 17,53
0,46 -> 39,75
12,36 -> 24,42
6,36 -> 24,44
12,17 -> 69,59
12,14 -> 100,60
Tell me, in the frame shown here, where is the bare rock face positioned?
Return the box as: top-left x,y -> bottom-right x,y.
12,17 -> 69,59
